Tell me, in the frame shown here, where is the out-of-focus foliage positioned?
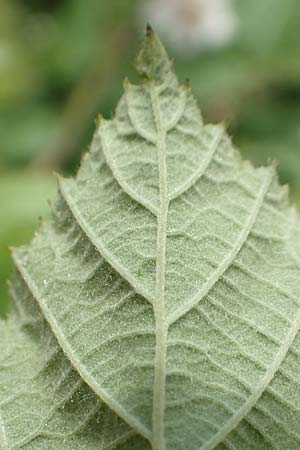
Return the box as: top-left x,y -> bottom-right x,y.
0,172 -> 56,316
0,0 -> 138,167
0,0 -> 299,315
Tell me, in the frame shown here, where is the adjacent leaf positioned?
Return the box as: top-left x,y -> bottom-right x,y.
2,30 -> 300,450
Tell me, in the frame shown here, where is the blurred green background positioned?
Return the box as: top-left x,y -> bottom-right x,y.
1,0 -> 300,316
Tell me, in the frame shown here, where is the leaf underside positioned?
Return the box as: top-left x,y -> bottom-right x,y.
2,30 -> 300,450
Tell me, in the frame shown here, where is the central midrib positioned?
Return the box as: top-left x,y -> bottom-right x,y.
150,80 -> 168,450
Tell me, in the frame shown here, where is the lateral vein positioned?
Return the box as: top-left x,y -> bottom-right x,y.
58,179 -> 156,305
199,310 -> 300,450
168,125 -> 224,201
12,251 -> 152,443
168,173 -> 272,325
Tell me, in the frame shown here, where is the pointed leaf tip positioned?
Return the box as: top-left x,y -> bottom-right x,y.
146,23 -> 153,36
136,29 -> 175,84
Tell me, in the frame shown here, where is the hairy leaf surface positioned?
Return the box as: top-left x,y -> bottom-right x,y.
2,29 -> 300,450
0,274 -> 148,450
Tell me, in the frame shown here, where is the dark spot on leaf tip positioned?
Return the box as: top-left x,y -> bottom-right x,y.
146,23 -> 154,36
95,113 -> 102,126
184,78 -> 190,89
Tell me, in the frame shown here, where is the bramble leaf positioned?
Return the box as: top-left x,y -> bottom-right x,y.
2,30 -> 300,450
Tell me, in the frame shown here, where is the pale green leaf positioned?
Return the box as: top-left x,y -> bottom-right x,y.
0,274 -> 148,450
2,30 -> 300,450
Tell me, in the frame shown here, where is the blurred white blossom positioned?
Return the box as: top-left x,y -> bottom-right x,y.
140,0 -> 237,54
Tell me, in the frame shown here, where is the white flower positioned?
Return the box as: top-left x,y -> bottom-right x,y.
140,0 -> 237,54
